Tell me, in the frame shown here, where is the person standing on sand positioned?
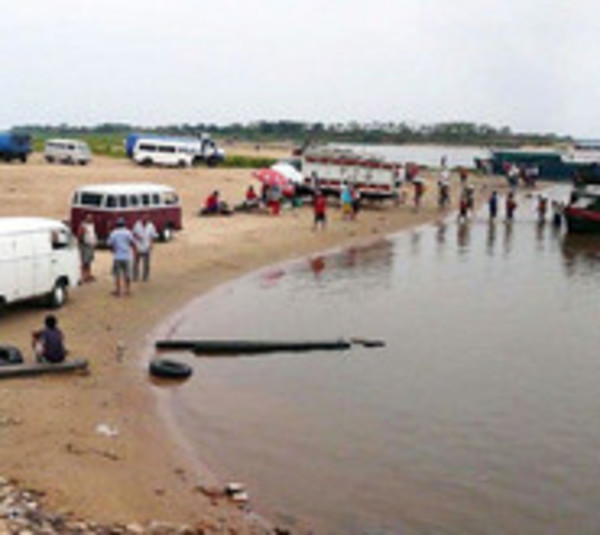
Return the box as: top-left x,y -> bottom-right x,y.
505,192 -> 517,222
77,213 -> 97,283
488,190 -> 499,220
107,217 -> 135,297
132,213 -> 158,282
313,191 -> 327,231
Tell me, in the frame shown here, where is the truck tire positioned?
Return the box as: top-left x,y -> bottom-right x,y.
206,156 -> 219,168
20,154 -> 27,163
48,281 -> 68,309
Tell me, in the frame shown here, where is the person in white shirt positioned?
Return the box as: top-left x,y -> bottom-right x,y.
132,213 -> 158,282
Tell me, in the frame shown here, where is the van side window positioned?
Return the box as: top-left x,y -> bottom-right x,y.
106,195 -> 117,208
80,193 -> 103,207
129,195 -> 139,207
141,194 -> 151,206
163,192 -> 179,205
158,145 -> 176,153
119,195 -> 128,208
152,194 -> 161,206
139,143 -> 157,152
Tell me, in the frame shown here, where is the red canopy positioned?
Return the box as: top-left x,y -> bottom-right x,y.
252,168 -> 290,187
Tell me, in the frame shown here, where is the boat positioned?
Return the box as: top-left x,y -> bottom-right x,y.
564,182 -> 600,233
0,358 -> 88,379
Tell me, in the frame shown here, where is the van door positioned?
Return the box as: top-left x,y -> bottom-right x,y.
0,236 -> 17,302
32,230 -> 53,296
13,234 -> 36,300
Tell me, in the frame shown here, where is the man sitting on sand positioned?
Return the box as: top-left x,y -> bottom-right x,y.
32,314 -> 67,364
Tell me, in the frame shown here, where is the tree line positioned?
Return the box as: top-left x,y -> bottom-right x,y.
13,120 -> 569,147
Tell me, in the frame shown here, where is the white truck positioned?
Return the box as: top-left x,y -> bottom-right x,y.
0,217 -> 80,313
300,146 -> 402,200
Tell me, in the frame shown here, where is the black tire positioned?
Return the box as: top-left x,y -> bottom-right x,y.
48,281 -> 68,309
45,155 -> 54,163
206,156 -> 218,168
20,154 -> 27,163
160,225 -> 173,242
141,158 -> 152,167
0,345 -> 24,365
149,359 -> 192,380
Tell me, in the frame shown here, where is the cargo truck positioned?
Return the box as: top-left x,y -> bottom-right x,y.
0,132 -> 32,163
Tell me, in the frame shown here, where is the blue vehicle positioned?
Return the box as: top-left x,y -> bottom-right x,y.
0,132 -> 32,163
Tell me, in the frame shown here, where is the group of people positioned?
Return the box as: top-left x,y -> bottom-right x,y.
77,212 -> 159,298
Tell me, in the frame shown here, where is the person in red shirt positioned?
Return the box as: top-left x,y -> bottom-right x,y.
204,190 -> 220,214
313,191 -> 327,231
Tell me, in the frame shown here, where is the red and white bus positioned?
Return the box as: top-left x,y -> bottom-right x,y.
70,183 -> 182,242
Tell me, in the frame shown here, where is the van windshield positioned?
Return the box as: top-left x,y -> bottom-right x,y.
163,192 -> 179,205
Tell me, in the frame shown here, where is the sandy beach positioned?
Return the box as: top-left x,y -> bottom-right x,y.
0,151 -> 507,532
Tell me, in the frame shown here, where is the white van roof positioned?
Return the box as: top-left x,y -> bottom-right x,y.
0,217 -> 67,236
45,138 -> 88,145
74,183 -> 176,195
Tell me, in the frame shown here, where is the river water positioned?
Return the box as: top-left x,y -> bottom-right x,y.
156,186 -> 600,534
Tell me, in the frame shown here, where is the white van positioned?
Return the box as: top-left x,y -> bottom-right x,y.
132,138 -> 196,167
44,138 -> 92,165
0,217 -> 80,312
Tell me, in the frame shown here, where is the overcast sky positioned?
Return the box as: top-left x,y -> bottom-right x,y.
2,0 -> 600,137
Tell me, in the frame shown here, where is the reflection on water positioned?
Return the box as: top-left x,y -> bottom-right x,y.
161,187 -> 600,535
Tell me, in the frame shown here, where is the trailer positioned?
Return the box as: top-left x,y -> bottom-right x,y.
300,147 -> 402,200
0,132 -> 31,163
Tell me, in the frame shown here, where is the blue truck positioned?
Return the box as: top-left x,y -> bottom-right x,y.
0,132 -> 32,163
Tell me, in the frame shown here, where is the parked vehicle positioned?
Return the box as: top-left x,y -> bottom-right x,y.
300,146 -> 402,200
125,133 -> 225,167
70,183 -> 182,242
44,138 -> 92,165
0,132 -> 31,163
0,217 -> 79,313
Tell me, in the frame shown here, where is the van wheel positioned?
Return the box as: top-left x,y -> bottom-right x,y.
160,225 -> 173,242
45,156 -> 54,163
177,159 -> 187,168
48,282 -> 67,309
141,158 -> 152,167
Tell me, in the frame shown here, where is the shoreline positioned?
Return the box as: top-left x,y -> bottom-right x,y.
0,154 -> 508,532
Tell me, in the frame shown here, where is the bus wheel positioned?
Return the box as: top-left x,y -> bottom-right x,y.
161,225 -> 173,242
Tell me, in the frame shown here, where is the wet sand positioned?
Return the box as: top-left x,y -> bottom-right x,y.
0,152 -> 507,531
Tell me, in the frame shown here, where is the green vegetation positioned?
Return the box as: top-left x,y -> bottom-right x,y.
15,120 -> 572,161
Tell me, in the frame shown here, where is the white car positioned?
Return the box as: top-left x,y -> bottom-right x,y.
44,138 -> 92,165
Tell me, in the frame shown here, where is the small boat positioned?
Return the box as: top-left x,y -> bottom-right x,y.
0,358 -> 88,379
564,184 -> 600,234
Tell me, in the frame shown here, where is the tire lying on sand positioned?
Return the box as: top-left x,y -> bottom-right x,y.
0,345 -> 24,366
149,359 -> 193,380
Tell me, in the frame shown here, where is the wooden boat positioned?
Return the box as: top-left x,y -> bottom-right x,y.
156,339 -> 352,355
0,358 -> 88,379
565,179 -> 600,233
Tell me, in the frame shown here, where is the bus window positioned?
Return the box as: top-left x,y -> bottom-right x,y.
141,194 -> 151,206
129,195 -> 140,207
119,195 -> 128,208
152,194 -> 161,205
106,195 -> 117,208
